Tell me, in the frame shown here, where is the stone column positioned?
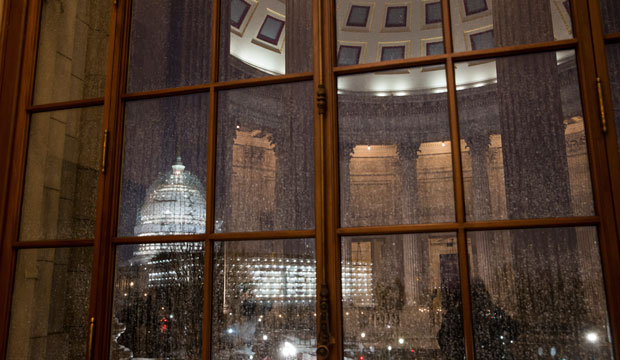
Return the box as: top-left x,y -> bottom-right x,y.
465,135 -> 492,283
397,142 -> 423,306
339,142 -> 355,263
272,86 -> 314,234
215,119 -> 236,232
284,0 -> 312,73
599,0 -> 620,33
493,2 -> 585,356
167,0 -> 210,86
339,142 -> 355,228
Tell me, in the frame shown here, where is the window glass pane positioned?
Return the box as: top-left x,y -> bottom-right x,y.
336,0 -> 445,65
212,239 -> 316,359
338,67 -> 455,228
456,50 -> 594,221
450,0 -> 573,52
342,233 -> 464,359
215,82 -> 314,232
110,242 -> 204,359
7,247 -> 93,358
219,0 -> 312,81
19,107 -> 103,241
599,0 -> 620,34
607,43 -> 620,162
119,94 -> 208,237
468,227 -> 613,359
33,0 -> 110,105
127,0 -> 211,92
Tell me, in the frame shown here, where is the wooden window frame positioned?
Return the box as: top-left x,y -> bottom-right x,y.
0,0 -> 618,359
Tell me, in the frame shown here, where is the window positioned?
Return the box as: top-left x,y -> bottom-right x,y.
1,0 -> 620,359
230,0 -> 251,28
256,15 -> 285,45
346,5 -> 371,27
380,45 -> 405,61
426,41 -> 445,56
463,0 -> 487,15
425,2 -> 442,24
470,29 -> 494,50
385,6 -> 408,27
338,45 -> 363,66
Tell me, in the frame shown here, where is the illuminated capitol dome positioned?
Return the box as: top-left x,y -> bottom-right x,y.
132,156 -> 206,261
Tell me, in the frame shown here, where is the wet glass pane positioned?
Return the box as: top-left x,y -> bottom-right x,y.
127,0 -> 211,92
456,50 -> 594,221
450,0 -> 573,53
599,0 -> 620,34
335,0 -> 444,66
338,67 -> 455,228
218,0 -> 312,81
215,82 -> 314,232
33,0 -> 110,105
110,242 -> 204,359
212,239 -> 316,359
342,233 -> 464,359
6,247 -> 93,359
468,227 -> 613,359
119,94 -> 208,237
607,43 -> 620,161
19,107 -> 103,241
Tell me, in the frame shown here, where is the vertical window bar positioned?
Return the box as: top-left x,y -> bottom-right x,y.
442,0 -> 475,358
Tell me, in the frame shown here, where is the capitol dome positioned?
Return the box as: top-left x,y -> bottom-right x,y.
134,156 -> 206,237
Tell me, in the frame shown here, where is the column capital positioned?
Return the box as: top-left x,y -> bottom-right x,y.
465,134 -> 491,156
396,141 -> 422,160
340,142 -> 356,161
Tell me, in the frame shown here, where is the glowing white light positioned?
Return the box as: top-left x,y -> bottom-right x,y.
227,328 -> 234,334
169,314 -> 173,319
281,341 -> 297,357
586,332 -> 599,343
263,335 -> 269,341
394,91 -> 408,96
361,332 -> 366,338
376,92 -> 389,97
441,142 -> 446,147
398,338 -> 404,344
388,346 -> 392,351
129,281 -> 134,287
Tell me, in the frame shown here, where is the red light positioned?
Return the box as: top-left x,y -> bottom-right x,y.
360,357 -> 363,360
411,349 -> 415,353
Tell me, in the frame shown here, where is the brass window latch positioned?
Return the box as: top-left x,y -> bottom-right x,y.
316,284 -> 331,358
596,77 -> 607,134
100,129 -> 109,174
87,317 -> 95,360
